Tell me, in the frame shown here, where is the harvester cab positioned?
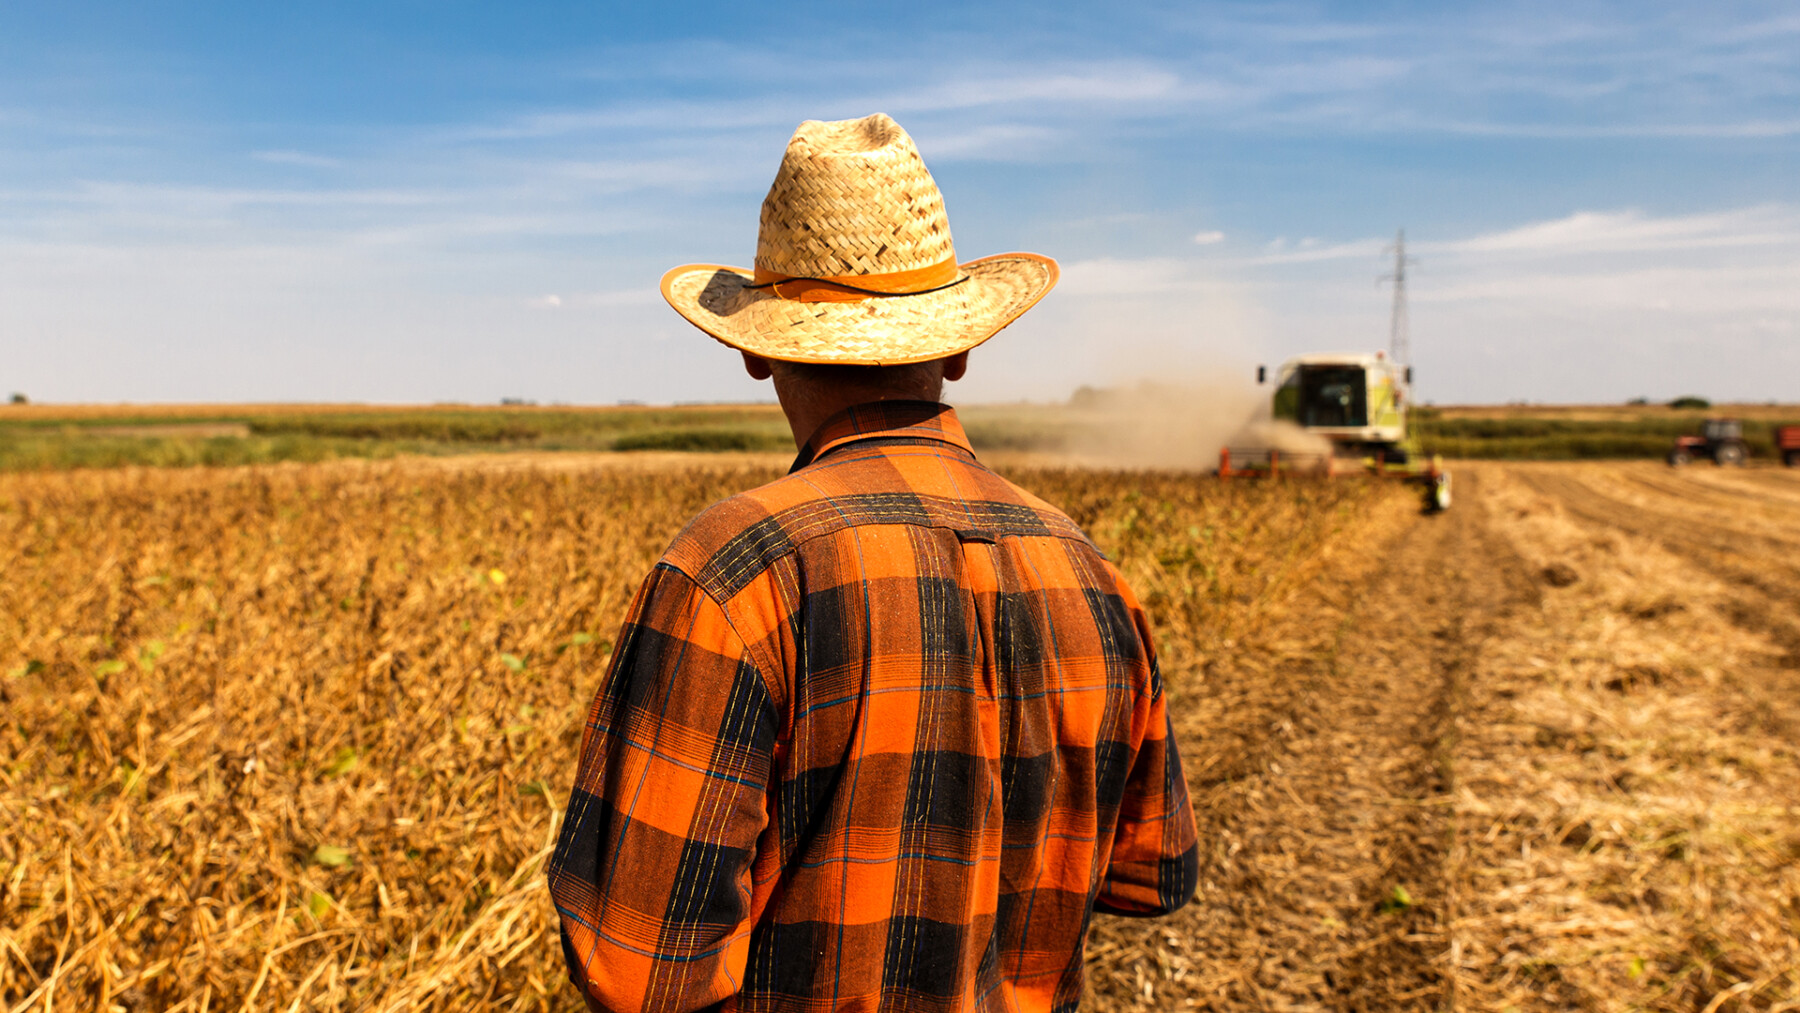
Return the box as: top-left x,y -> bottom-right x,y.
1226,351 -> 1450,512
1270,352 -> 1409,461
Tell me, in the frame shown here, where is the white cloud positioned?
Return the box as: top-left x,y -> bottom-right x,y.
1246,237 -> 1384,265
912,124 -> 1059,161
30,181 -> 449,210
1432,206 -> 1800,256
1192,229 -> 1225,245
890,66 -> 1183,112
251,150 -> 343,168
528,294 -> 562,308
451,63 -> 1184,143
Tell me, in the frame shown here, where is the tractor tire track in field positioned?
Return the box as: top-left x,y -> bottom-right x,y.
1088,471 -> 1539,1011
1091,461 -> 1800,1012
1515,466 -> 1800,666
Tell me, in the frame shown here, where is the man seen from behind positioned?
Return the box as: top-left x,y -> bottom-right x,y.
548,112 -> 1198,1012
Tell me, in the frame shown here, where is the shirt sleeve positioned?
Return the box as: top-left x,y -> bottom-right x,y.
547,562 -> 780,1011
1094,640 -> 1200,917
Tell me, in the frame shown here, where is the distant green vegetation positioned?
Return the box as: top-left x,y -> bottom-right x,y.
0,402 -> 1084,472
0,432 -> 412,471
4,401 -> 1793,471
0,406 -> 791,471
609,427 -> 789,452
1411,409 -> 1792,460
239,407 -> 790,447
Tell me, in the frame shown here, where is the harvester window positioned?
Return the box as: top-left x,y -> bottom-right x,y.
1297,366 -> 1368,428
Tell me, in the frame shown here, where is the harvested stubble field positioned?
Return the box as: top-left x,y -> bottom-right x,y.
2,455 -> 1797,1011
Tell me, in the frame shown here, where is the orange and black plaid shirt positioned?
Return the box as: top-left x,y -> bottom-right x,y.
549,401 -> 1197,1012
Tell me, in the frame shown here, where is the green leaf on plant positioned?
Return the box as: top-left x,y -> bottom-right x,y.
1628,957 -> 1645,979
137,639 -> 166,670
94,659 -> 127,679
1377,884 -> 1414,913
518,778 -> 550,797
500,653 -> 526,672
307,890 -> 333,918
312,844 -> 353,868
320,746 -> 360,778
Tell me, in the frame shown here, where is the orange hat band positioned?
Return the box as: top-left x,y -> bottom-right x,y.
747,255 -> 965,303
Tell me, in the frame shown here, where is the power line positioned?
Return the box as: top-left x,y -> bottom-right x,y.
1378,228 -> 1416,371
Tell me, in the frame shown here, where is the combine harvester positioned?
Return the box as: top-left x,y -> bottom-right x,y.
1218,231 -> 1452,512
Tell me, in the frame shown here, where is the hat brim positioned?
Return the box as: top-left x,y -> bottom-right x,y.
659,253 -> 1058,365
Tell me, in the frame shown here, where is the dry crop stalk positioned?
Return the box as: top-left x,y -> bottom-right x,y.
0,460 -> 1389,1011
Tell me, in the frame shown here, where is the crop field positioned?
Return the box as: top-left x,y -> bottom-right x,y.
3,454 -> 1798,1011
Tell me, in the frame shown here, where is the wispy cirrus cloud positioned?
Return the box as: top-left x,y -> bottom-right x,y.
1216,206 -> 1800,269
1436,206 -> 1800,256
250,150 -> 342,168
1245,237 -> 1385,265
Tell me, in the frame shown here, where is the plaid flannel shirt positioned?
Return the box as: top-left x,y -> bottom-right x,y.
549,401 -> 1197,1013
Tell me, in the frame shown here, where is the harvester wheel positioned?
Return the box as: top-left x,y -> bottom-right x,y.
1787,450 -> 1800,468
1667,448 -> 1690,467
1714,442 -> 1746,467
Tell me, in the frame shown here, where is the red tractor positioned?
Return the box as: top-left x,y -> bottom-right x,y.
1779,425 -> 1800,467
1668,418 -> 1748,467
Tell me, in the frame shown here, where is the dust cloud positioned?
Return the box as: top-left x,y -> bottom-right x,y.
1061,378 -> 1332,471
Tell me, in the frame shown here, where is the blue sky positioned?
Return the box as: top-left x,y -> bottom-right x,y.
3,1 -> 1797,405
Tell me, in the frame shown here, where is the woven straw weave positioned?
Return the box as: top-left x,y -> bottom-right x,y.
661,113 -> 1058,365
756,116 -> 953,279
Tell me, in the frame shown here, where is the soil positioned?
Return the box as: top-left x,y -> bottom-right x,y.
1086,461 -> 1800,1012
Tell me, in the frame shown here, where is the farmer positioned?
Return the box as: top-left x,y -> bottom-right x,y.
548,113 -> 1197,1011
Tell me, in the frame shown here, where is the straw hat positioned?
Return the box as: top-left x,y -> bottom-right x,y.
660,113 -> 1058,365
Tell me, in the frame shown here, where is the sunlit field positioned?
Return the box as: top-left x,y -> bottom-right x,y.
3,453 -> 1797,1011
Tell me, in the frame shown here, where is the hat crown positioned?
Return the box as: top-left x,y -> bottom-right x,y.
755,114 -> 956,279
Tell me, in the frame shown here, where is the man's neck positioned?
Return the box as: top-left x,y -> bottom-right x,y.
775,387 -> 943,451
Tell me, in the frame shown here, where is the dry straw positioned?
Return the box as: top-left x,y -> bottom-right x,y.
5,452 -> 1796,1012
0,458 -> 1382,1011
660,113 -> 1057,365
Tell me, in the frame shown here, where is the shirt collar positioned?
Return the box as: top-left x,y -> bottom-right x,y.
790,400 -> 975,472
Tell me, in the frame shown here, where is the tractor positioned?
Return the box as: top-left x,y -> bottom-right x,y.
1668,418 -> 1748,467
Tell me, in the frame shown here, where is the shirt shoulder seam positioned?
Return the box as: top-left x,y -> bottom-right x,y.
652,556 -> 789,719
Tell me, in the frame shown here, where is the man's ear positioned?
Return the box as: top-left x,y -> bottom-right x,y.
942,351 -> 969,383
741,352 -> 773,381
